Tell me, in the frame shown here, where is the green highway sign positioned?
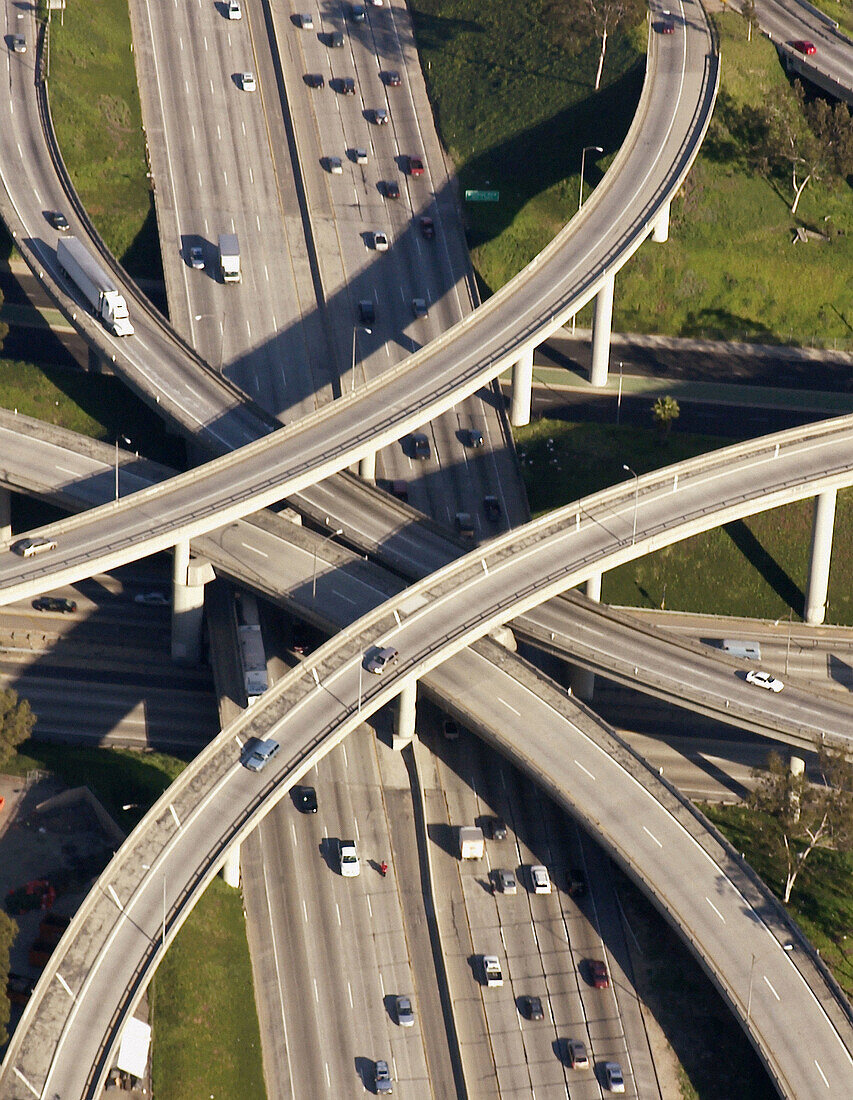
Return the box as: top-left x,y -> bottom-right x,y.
465,190 -> 500,202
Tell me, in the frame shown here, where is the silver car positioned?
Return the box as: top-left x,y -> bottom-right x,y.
364,646 -> 398,674
395,995 -> 415,1026
374,1059 -> 393,1094
496,868 -> 517,895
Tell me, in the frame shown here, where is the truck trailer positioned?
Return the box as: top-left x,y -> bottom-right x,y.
458,826 -> 485,860
235,591 -> 269,703
218,233 -> 241,283
56,237 -> 134,336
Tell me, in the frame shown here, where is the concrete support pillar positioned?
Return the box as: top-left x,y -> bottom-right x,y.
804,489 -> 836,625
570,574 -> 602,700
221,841 -> 240,888
0,487 -> 11,543
171,541 -> 216,664
392,678 -> 417,750
652,200 -> 671,243
590,275 -> 615,387
509,347 -> 534,427
358,450 -> 376,482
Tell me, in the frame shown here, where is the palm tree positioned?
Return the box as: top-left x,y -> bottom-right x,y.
652,395 -> 680,439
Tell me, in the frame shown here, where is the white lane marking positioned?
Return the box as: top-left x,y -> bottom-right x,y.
705,897 -> 726,923
55,972 -> 74,999
347,983 -> 354,1008
497,697 -> 520,716
642,826 -> 662,848
313,977 -> 319,1002
249,167 -> 254,184
240,542 -> 269,558
169,804 -> 181,828
264,265 -> 270,283
55,465 -> 79,476
574,760 -> 595,781
763,975 -> 780,1001
11,1069 -> 39,1097
331,589 -> 356,604
814,1060 -> 829,1088
107,885 -> 123,912
302,899 -> 308,923
336,903 -> 342,927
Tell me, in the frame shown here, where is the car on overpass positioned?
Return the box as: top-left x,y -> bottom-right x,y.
47,211 -> 70,231
241,738 -> 280,772
589,959 -> 609,988
604,1061 -> 625,1092
33,596 -> 76,614
790,39 -> 816,55
12,537 -> 57,557
364,646 -> 398,674
746,669 -> 784,692
565,1038 -> 589,1068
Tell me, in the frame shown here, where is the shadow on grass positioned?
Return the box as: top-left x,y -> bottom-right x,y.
722,520 -> 804,614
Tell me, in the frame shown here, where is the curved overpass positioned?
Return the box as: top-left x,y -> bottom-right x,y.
3,418 -> 853,1098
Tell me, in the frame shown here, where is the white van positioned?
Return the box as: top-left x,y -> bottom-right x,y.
722,639 -> 761,660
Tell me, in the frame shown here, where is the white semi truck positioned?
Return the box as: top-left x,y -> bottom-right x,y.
218,233 -> 241,283
56,237 -> 134,336
235,591 -> 269,703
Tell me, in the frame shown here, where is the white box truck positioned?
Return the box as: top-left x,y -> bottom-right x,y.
56,237 -> 134,336
458,826 -> 485,860
218,233 -> 241,283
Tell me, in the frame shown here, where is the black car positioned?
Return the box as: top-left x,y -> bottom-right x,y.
483,495 -> 502,522
567,868 -> 587,897
293,785 -> 318,813
521,994 -> 544,1021
341,77 -> 356,95
48,211 -> 70,231
33,596 -> 77,614
358,299 -> 376,324
489,816 -> 508,841
306,73 -> 325,88
419,216 -> 435,238
411,432 -> 430,460
383,70 -> 401,86
383,180 -> 400,199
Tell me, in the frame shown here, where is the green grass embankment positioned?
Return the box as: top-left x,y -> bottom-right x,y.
516,419 -> 852,625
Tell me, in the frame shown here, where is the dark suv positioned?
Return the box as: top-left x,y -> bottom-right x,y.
33,596 -> 76,613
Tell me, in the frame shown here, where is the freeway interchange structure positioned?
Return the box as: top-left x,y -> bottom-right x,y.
0,0 -> 852,1097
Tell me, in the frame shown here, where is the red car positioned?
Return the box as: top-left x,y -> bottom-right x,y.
383,180 -> 400,199
791,39 -> 816,55
590,959 -> 609,988
660,18 -> 675,34
409,155 -> 424,177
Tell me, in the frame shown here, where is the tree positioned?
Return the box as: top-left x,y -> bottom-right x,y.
0,688 -> 35,767
0,910 -> 17,1045
651,395 -> 679,438
584,0 -> 626,92
749,742 -> 853,903
740,0 -> 758,42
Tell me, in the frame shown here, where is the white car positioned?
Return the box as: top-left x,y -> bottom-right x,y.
228,0 -> 242,18
299,12 -> 314,28
134,591 -> 170,606
745,669 -> 784,693
530,865 -> 551,894
338,839 -> 360,877
481,955 -> 503,986
328,156 -> 343,175
374,231 -> 389,252
604,1061 -> 625,1093
12,537 -> 57,558
241,72 -> 256,92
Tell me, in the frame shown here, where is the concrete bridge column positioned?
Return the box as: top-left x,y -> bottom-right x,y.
0,487 -> 11,543
220,841 -> 241,888
652,201 -> 671,243
570,574 -> 601,701
510,347 -> 534,427
171,540 -> 216,664
392,678 -> 418,750
804,489 -> 836,625
589,274 -> 615,387
358,450 -> 377,482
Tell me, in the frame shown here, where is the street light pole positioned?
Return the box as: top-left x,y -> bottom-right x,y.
351,326 -> 372,395
114,435 -> 131,501
578,145 -> 603,212
312,521 -> 344,599
622,464 -> 638,545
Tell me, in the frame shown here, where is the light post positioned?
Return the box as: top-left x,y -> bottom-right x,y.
312,520 -> 343,599
351,326 -> 372,395
616,360 -> 624,424
622,464 -> 638,545
578,145 -> 603,212
746,952 -> 756,1023
114,435 -> 131,500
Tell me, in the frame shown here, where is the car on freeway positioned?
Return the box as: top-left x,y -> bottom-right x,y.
590,959 -> 609,988
791,39 -> 816,55
373,107 -> 388,124
241,738 -> 281,772
520,994 -> 544,1020
390,478 -> 408,501
228,0 -> 242,18
47,211 -> 70,231
358,299 -> 375,323
486,816 -> 507,840
443,717 -> 459,739
292,785 -> 318,813
383,70 -> 401,86
354,147 -> 368,164
383,179 -> 400,199
299,12 -> 314,29
11,34 -> 25,53
565,1038 -> 589,1068
483,495 -> 502,522
364,645 -> 398,674
341,76 -> 356,95
373,231 -> 389,251
408,155 -> 424,176
350,3 -> 366,22
241,72 -> 256,92
395,995 -> 414,1026
329,30 -> 344,47
374,1059 -> 393,1094
134,591 -> 170,606
12,537 -> 57,558
455,512 -> 475,539
604,1061 -> 626,1092
33,596 -> 76,614
530,864 -> 551,894
306,72 -> 325,88
567,868 -> 587,897
189,245 -> 205,269
660,14 -> 675,33
467,428 -> 484,448
481,955 -> 503,986
411,432 -> 431,459
419,215 -> 435,238
370,0 -> 383,5
745,669 -> 784,692
338,838 -> 360,876
328,156 -> 343,174
412,297 -> 428,317
496,868 -> 517,894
